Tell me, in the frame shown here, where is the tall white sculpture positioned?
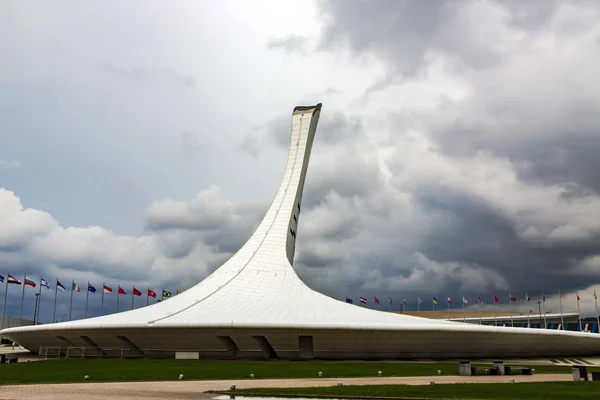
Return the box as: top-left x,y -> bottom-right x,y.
2,104 -> 599,359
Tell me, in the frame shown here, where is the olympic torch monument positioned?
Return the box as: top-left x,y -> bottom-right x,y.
2,104 -> 599,359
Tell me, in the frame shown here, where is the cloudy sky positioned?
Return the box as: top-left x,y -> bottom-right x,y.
1,0 -> 600,323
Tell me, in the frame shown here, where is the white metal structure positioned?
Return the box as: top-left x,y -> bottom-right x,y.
2,104 -> 600,359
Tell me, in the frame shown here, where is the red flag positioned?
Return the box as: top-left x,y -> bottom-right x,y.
148,289 -> 157,298
493,295 -> 500,303
133,287 -> 142,297
118,286 -> 127,295
103,284 -> 113,294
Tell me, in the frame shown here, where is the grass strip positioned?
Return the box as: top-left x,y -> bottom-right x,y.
0,359 -> 591,385
231,381 -> 600,400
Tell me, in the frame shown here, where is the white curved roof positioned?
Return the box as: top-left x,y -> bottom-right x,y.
2,104 -> 599,349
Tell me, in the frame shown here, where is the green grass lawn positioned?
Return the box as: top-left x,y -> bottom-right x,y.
233,381 -> 600,400
0,359 -> 590,385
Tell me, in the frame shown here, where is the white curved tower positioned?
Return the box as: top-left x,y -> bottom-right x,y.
2,104 -> 600,359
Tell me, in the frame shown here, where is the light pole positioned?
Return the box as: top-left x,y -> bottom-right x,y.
527,309 -> 532,327
537,301 -> 543,328
7,311 -> 13,328
60,313 -> 67,322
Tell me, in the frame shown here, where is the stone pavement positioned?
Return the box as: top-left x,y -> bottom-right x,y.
0,374 -> 574,399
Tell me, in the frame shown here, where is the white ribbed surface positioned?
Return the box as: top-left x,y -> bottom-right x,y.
3,104 -> 600,359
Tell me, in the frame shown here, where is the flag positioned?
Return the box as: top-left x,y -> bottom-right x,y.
72,281 -> 81,292
162,290 -> 172,298
24,277 -> 36,288
403,297 -> 407,305
88,283 -> 96,293
359,296 -> 367,304
133,287 -> 142,297
118,286 -> 127,295
56,280 -> 65,291
463,296 -> 468,304
432,297 -> 438,305
0,275 -> 4,283
388,296 -> 393,304
418,297 -> 423,305
577,294 -> 580,301
493,295 -> 499,303
148,289 -> 157,298
526,294 -> 531,302
345,296 -> 353,304
509,294 -> 517,302
478,296 -> 484,305
374,297 -> 380,304
447,296 -> 451,304
103,284 -> 113,294
595,290 -> 597,300
8,274 -> 21,285
41,278 -> 49,288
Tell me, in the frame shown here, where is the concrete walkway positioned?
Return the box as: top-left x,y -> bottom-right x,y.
0,374 -> 574,399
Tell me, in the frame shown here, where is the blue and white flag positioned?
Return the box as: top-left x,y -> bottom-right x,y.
0,275 -> 4,283
56,280 -> 66,291
345,296 -> 353,304
88,283 -> 97,293
41,278 -> 50,289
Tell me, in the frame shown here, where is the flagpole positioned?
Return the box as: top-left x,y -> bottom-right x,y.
576,293 -> 582,332
477,293 -> 482,325
1,274 -> 9,330
52,277 -> 58,323
35,277 -> 43,324
432,299 -> 435,312
131,286 -> 134,310
492,292 -> 497,327
594,290 -> 600,334
447,297 -> 450,320
69,280 -> 74,321
462,297 -> 465,322
417,298 -> 420,312
85,281 -> 90,318
101,283 -> 105,316
116,286 -> 120,313
558,291 -> 564,330
147,287 -> 149,306
541,291 -> 547,328
18,273 -> 26,327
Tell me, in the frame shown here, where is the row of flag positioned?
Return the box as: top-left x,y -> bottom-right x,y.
0,274 -> 180,298
341,292 -> 598,306
0,273 -> 186,328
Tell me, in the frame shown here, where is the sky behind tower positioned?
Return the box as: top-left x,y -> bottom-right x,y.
1,0 -> 600,321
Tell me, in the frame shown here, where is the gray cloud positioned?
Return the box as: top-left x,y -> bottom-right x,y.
267,35 -> 309,54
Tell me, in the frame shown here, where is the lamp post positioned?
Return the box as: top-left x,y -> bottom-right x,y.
7,311 -> 13,328
537,301 -> 543,328
527,309 -> 532,327
61,313 -> 67,322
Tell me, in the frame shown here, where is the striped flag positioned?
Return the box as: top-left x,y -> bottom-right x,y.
359,296 -> 367,304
